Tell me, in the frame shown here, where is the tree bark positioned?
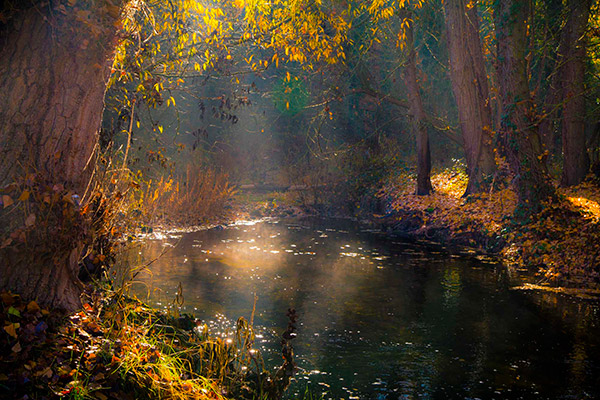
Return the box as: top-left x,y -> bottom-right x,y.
443,0 -> 496,195
560,0 -> 591,186
493,0 -> 555,215
403,25 -> 433,196
0,2 -> 122,310
536,0 -> 563,152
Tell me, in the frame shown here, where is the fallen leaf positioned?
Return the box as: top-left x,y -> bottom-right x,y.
7,306 -> 21,317
4,323 -> 20,338
11,342 -> 21,353
2,195 -> 13,208
1,292 -> 15,305
18,190 -> 30,201
27,300 -> 41,313
95,392 -> 109,400
25,213 -> 36,227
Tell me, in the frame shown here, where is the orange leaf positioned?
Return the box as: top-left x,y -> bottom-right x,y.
26,301 -> 40,313
3,323 -> 19,339
2,195 -> 13,208
17,190 -> 30,202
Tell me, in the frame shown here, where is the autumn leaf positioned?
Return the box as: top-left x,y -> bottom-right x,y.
2,195 -> 13,208
25,213 -> 36,227
27,300 -> 41,313
3,322 -> 20,338
18,190 -> 30,201
7,306 -> 21,317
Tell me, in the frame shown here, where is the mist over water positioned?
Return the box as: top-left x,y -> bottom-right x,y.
122,219 -> 600,399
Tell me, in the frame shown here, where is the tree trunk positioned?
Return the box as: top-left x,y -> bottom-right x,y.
560,0 -> 591,186
493,0 -> 555,215
537,0 -> 563,153
443,0 -> 496,195
403,25 -> 433,196
0,2 -> 122,310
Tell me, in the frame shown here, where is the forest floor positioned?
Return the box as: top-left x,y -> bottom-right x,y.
375,169 -> 600,292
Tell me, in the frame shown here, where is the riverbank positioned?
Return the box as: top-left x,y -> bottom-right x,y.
374,171 -> 600,291
236,169 -> 600,293
0,286 -> 295,400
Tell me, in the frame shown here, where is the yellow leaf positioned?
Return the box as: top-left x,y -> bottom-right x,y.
3,323 -> 19,339
18,190 -> 30,201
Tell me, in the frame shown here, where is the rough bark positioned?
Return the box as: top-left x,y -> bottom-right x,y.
493,0 -> 556,214
443,0 -> 496,195
537,0 -> 563,152
560,0 -> 591,186
403,25 -> 433,196
0,2 -> 122,310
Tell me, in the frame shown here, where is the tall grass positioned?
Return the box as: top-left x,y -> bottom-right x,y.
136,164 -> 236,226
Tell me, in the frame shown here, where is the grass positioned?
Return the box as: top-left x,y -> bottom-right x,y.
133,164 -> 237,227
0,285 -> 296,400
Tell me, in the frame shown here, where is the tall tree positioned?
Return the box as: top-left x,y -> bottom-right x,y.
535,0 -> 563,152
493,0 -> 555,214
403,22 -> 433,195
443,0 -> 496,195
560,0 -> 592,186
0,1 -> 124,310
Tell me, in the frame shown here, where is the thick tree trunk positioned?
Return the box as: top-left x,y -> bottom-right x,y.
560,0 -> 591,186
443,0 -> 496,195
493,0 -> 555,214
0,2 -> 122,310
403,26 -> 433,196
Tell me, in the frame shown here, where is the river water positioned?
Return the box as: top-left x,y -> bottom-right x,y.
121,218 -> 600,399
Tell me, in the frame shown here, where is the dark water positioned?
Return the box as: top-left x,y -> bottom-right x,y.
121,219 -> 600,399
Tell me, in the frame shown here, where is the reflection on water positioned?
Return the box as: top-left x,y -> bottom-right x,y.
118,218 -> 600,399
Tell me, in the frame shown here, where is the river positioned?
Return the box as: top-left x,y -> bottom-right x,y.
120,218 -> 600,399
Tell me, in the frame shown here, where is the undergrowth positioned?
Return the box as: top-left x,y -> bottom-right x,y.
0,285 -> 298,400
378,165 -> 600,289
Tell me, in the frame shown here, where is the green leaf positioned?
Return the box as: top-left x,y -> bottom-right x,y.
7,306 -> 20,317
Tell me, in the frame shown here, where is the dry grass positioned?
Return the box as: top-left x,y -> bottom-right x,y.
135,164 -> 236,226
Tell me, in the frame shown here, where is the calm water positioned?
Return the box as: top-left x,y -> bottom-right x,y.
121,218 -> 600,399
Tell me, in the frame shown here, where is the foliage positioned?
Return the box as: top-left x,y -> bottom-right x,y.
0,288 -> 296,400
378,168 -> 600,288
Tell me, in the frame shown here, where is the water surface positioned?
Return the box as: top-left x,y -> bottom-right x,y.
122,218 -> 600,399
